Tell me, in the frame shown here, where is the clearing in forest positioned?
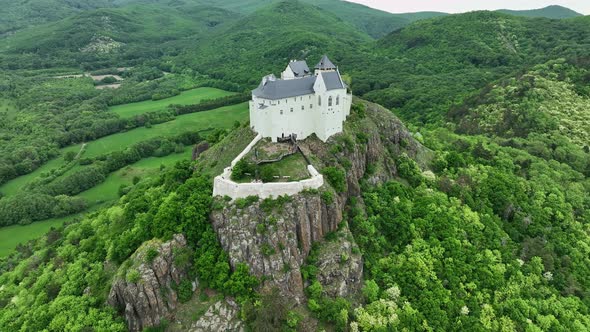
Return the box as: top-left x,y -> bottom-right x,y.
0,146 -> 194,257
0,102 -> 248,197
63,102 -> 248,158
110,87 -> 235,118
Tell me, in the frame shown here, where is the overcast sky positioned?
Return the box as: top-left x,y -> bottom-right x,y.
346,0 -> 590,15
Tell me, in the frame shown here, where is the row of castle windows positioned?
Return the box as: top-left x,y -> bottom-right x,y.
261,95 -> 340,107
319,95 -> 339,107
279,104 -> 314,115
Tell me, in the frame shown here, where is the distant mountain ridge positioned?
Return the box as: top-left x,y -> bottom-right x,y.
497,5 -> 582,19
0,0 -> 582,39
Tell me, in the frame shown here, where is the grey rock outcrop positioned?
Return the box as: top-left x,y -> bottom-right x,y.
211,194 -> 344,302
108,234 -> 193,332
210,99 -> 431,302
315,228 -> 363,299
191,299 -> 244,332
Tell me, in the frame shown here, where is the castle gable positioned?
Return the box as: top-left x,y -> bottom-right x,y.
288,60 -> 310,77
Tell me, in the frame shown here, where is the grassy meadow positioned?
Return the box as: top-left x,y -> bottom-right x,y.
110,87 -> 235,118
0,98 -> 17,117
0,101 -> 247,257
0,215 -> 78,257
0,102 -> 248,197
0,146 -> 194,257
63,102 -> 248,158
79,146 -> 193,205
0,157 -> 71,196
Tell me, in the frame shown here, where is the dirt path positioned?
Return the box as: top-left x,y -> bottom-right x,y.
74,143 -> 87,159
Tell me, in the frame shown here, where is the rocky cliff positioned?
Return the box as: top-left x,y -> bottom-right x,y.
108,234 -> 194,331
209,99 -> 431,302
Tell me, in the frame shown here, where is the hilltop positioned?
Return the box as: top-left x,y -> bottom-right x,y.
177,1 -> 372,84
498,5 -> 582,19
0,0 -> 589,331
0,4 -> 237,69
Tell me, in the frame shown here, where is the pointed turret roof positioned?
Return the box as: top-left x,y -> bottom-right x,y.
314,55 -> 336,70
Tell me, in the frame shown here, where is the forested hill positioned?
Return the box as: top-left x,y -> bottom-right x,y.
1,0 -> 580,39
0,0 -> 589,330
498,5 -> 582,19
0,0 -> 442,38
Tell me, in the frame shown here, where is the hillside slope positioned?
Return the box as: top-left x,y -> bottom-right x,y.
0,4 -> 238,69
498,5 -> 582,19
358,12 -> 590,123
454,60 -> 590,148
194,0 -> 446,38
179,1 -> 372,84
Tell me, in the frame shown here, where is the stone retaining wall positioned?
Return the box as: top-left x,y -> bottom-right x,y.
213,135 -> 323,199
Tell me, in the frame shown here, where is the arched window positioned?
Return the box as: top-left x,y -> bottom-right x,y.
336,95 -> 339,105
328,96 -> 333,107
318,96 -> 321,106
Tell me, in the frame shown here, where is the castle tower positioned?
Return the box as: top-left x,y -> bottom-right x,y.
314,55 -> 337,75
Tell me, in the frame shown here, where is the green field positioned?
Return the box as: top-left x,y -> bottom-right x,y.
79,146 -> 193,204
110,87 -> 235,118
0,98 -> 17,116
63,102 -> 248,158
0,157 -> 70,196
0,147 -> 194,258
0,215 -> 76,257
0,102 -> 248,197
0,101 -> 246,255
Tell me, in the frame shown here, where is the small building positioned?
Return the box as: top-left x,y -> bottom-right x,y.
249,55 -> 352,142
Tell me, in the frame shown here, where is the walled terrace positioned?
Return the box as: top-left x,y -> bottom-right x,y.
212,134 -> 324,199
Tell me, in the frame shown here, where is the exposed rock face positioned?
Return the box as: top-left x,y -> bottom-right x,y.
211,194 -> 344,302
315,228 -> 363,299
191,299 -> 244,332
193,141 -> 210,160
210,99 -> 431,302
108,234 -> 192,332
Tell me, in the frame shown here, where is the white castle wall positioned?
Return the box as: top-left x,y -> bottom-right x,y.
250,90 -> 351,143
212,136 -> 324,200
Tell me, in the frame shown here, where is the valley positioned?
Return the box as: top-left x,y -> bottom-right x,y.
0,92 -> 248,256
0,0 -> 588,331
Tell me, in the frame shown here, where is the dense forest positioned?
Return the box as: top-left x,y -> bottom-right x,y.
0,0 -> 588,331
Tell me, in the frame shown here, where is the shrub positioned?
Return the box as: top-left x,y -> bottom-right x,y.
286,311 -> 302,329
235,195 -> 259,209
100,76 -> 118,84
352,103 -> 366,118
259,166 -> 274,182
63,151 -> 77,162
322,167 -> 346,193
231,159 -> 255,181
321,191 -> 334,205
175,279 -> 194,303
356,132 -> 369,144
261,243 -> 275,256
145,247 -> 159,264
223,263 -> 259,301
362,280 -> 380,303
260,195 -> 292,213
127,270 -> 141,283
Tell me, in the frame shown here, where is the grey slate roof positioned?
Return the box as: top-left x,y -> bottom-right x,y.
315,55 -> 336,70
321,71 -> 346,90
253,75 -> 317,100
253,56 -> 346,100
288,60 -> 310,77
